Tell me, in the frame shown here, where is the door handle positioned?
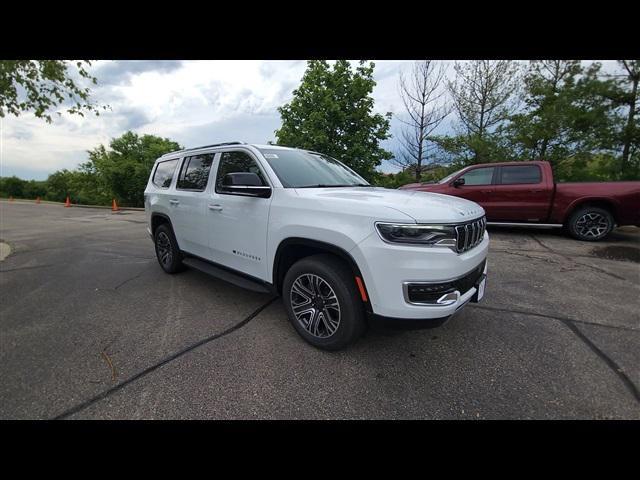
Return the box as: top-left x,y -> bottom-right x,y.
529,189 -> 542,193
169,199 -> 180,205
481,190 -> 494,193
208,204 -> 223,211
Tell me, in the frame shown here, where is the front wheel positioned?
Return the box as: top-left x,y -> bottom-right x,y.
282,254 -> 365,351
566,206 -> 614,241
154,224 -> 184,273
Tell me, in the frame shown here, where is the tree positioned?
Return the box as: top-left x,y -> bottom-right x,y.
445,60 -> 520,163
618,60 -> 640,175
393,60 -> 450,181
275,60 -> 392,181
0,60 -> 105,123
599,60 -> 640,177
504,61 -> 612,170
0,176 -> 26,197
45,170 -> 74,202
87,131 -> 181,207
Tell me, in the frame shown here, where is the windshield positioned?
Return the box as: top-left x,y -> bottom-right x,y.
438,168 -> 464,184
258,148 -> 370,188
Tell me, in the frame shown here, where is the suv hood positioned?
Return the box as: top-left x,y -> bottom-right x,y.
294,187 -> 484,223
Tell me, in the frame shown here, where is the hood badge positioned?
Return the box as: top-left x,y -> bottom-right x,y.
457,208 -> 479,216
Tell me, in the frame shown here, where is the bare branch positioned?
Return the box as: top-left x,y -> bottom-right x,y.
396,60 -> 451,180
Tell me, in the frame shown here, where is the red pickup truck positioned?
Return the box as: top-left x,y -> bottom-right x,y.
399,161 -> 640,241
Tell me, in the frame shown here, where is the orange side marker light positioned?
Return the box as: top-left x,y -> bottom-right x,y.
355,276 -> 368,302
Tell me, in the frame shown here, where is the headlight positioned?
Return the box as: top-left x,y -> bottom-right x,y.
375,222 -> 457,248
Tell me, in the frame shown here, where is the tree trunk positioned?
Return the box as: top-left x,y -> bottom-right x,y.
539,137 -> 548,160
621,75 -> 638,174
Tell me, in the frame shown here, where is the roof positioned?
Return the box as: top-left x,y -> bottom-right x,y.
160,142 -> 299,158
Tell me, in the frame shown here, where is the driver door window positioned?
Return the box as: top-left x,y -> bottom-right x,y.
453,166 -> 497,219
215,151 -> 267,194
460,167 -> 495,186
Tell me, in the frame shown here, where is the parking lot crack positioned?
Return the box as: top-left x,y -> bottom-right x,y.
559,319 -> 640,404
470,304 -> 639,332
528,234 -> 628,282
114,265 -> 154,290
51,296 -> 278,420
0,263 -> 57,273
470,304 -> 640,404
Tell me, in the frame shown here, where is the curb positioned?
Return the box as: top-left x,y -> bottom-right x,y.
1,198 -> 144,211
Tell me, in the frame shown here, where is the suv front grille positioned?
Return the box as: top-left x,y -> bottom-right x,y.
454,216 -> 486,253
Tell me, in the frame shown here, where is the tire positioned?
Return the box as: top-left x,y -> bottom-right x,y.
282,254 -> 365,351
154,224 -> 184,273
566,206 -> 615,241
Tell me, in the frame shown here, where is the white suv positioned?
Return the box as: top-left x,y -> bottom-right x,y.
144,141 -> 488,350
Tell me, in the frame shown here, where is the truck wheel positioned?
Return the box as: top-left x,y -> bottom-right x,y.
567,206 -> 614,241
283,254 -> 365,351
154,224 -> 184,273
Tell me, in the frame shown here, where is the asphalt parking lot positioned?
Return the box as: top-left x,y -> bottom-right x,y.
1,200 -> 638,419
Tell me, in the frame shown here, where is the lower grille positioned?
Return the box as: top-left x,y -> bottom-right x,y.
405,259 -> 486,304
451,259 -> 486,294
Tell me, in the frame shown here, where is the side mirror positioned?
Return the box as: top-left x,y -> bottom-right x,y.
221,172 -> 271,198
453,177 -> 465,187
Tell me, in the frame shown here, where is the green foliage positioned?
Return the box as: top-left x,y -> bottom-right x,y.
503,61 -> 613,168
0,176 -> 25,197
598,60 -> 640,178
432,60 -> 639,182
0,60 -> 106,123
2,131 -> 181,207
445,60 -> 521,164
275,60 -> 392,181
86,131 -> 181,207
0,176 -> 47,199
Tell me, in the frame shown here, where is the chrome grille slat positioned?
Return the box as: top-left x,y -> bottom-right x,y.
454,216 -> 486,254
465,224 -> 470,250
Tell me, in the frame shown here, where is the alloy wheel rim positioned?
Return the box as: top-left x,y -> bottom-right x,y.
576,212 -> 610,239
156,232 -> 173,266
290,273 -> 341,338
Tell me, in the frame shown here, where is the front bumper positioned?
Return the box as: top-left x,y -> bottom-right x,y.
351,231 -> 489,321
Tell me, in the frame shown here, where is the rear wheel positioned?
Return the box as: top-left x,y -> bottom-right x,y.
567,206 -> 614,241
283,254 -> 365,351
154,224 -> 184,273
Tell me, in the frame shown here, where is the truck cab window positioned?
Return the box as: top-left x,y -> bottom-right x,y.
500,165 -> 541,184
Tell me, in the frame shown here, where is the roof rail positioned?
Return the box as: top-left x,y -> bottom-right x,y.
162,141 -> 247,157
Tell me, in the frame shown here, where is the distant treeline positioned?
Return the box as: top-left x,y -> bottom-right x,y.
2,60 -> 638,203
1,132 -> 180,207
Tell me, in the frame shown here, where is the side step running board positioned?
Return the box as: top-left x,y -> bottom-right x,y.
182,257 -> 272,294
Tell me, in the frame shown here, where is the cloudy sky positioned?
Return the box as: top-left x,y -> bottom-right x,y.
0,60 -> 619,180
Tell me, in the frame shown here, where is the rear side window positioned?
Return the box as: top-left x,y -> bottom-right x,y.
152,159 -> 179,188
215,151 -> 267,192
460,167 -> 495,186
500,165 -> 541,185
177,154 -> 214,191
